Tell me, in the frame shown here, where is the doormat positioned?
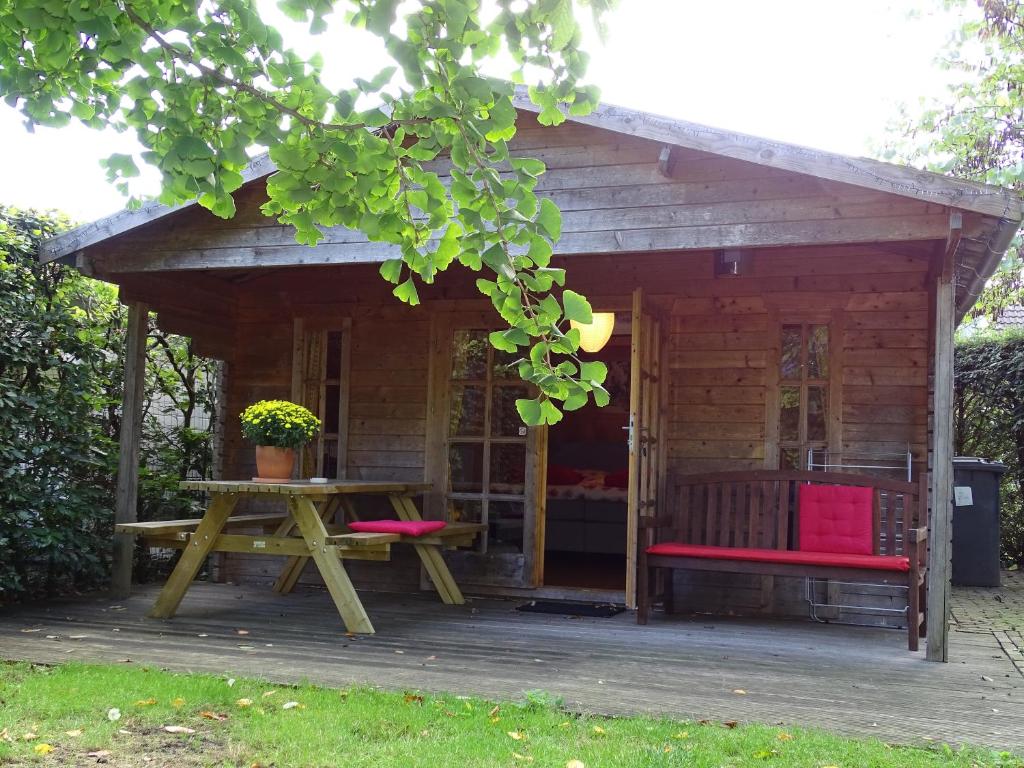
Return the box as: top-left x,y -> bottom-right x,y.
516,600 -> 625,618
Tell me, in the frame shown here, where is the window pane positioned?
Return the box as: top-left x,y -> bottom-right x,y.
492,347 -> 521,380
490,443 -> 526,494
780,325 -> 802,380
325,331 -> 344,379
325,384 -> 340,433
321,439 -> 338,478
807,386 -> 827,442
489,500 -> 524,553
492,385 -> 529,437
449,443 -> 484,493
450,385 -> 486,437
808,325 -> 829,379
780,386 -> 800,442
449,498 -> 482,524
451,329 -> 489,380
781,447 -> 802,470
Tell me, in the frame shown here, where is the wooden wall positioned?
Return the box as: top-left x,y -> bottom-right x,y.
94,112 -> 955,275
196,243 -> 934,625
105,110 -> 942,624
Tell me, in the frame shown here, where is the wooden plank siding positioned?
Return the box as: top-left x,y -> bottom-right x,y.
197,242 -> 933,624
103,113 -> 942,623
89,112 -> 951,276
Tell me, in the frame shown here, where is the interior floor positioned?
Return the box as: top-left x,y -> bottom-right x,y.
543,551 -> 626,590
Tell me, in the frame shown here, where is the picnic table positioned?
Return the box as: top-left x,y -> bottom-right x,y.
115,480 -> 484,634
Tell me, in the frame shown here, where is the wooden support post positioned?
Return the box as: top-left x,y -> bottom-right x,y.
111,301 -> 148,600
926,240 -> 956,662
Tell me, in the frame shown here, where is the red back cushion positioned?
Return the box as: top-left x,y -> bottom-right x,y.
349,520 -> 447,537
798,484 -> 874,555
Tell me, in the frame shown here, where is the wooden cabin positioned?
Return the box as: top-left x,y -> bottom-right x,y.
41,97 -> 1023,661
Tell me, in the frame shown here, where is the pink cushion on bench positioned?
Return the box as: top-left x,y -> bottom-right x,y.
646,542 -> 909,572
798,484 -> 874,555
348,520 -> 447,537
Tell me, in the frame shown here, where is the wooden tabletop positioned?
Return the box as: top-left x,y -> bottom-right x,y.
179,480 -> 432,495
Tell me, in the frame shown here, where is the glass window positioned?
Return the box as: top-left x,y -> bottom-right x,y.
450,385 -> 486,437
808,325 -> 829,379
451,329 -> 489,380
780,325 -> 802,380
445,328 -> 529,554
776,321 -> 830,470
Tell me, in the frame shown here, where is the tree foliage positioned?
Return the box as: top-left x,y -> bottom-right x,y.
0,207 -> 116,598
954,331 -> 1024,568
0,0 -> 618,425
889,0 -> 1024,322
0,207 -> 219,600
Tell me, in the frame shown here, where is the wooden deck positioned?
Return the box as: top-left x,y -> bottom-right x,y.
1,583 -> 1022,751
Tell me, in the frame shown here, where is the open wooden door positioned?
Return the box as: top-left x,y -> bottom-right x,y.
626,288 -> 665,608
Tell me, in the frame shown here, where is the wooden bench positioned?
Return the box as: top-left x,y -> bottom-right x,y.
637,470 -> 928,651
116,513 -> 288,537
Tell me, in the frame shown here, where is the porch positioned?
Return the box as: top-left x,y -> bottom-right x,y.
2,581 -> 1022,750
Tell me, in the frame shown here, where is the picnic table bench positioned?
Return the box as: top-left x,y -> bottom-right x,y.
116,480 -> 484,635
637,470 -> 928,651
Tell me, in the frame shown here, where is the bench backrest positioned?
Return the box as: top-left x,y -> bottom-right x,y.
661,470 -> 927,556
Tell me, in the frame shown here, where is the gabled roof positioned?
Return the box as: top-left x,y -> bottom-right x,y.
40,91 -> 1023,266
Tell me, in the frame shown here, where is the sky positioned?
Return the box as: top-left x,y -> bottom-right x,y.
0,0 -> 967,223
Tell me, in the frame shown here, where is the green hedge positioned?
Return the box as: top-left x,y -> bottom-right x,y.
955,331 -> 1024,569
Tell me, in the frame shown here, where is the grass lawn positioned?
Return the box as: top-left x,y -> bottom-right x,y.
0,662 -> 1020,767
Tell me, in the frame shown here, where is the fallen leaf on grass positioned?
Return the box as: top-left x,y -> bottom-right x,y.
511,752 -> 533,762
723,720 -> 739,729
673,731 -> 689,740
489,717 -> 500,724
33,744 -> 53,756
261,691 -> 276,698
566,761 -> 585,768
663,746 -> 673,753
0,728 -> 12,743
22,732 -> 37,741
134,698 -> 157,707
200,711 -> 229,721
236,699 -> 253,708
227,679 -> 236,687
162,726 -> 196,735
107,708 -> 121,722
488,706 -> 500,717
171,698 -> 186,708
65,729 -> 83,737
404,694 -> 424,705
753,749 -> 778,759
592,726 -> 606,736
282,701 -> 303,710
777,732 -> 793,741
507,731 -> 526,741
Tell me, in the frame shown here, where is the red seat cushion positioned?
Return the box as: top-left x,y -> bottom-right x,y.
548,464 -> 583,485
348,520 -> 447,537
798,484 -> 874,555
646,542 -> 909,572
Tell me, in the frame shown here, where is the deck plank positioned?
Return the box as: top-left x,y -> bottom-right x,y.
0,583 -> 1022,750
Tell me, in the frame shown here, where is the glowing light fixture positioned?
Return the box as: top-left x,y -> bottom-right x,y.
570,312 -> 616,353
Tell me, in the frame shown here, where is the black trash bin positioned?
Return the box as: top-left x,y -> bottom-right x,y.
952,457 -> 1008,587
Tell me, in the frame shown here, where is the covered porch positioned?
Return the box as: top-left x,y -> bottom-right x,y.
1,581 -> 1023,750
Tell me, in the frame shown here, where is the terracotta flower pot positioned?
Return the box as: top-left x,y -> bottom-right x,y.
254,445 -> 295,483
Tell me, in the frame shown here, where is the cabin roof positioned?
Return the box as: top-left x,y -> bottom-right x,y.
39,92 -> 1024,320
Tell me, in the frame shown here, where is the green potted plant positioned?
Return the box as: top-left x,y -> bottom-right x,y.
240,400 -> 321,483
